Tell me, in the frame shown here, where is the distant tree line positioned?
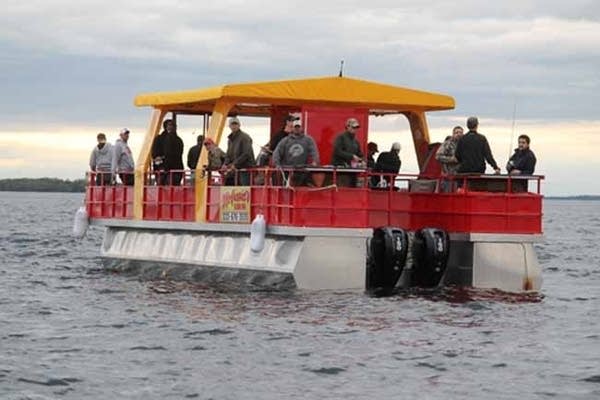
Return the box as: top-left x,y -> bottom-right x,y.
0,178 -> 86,193
545,195 -> 600,201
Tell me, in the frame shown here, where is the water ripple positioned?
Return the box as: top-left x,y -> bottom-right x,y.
1,194 -> 599,399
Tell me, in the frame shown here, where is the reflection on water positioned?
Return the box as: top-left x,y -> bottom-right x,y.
1,193 -> 599,399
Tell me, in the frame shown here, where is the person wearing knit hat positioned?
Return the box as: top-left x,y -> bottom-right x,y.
367,141 -> 379,169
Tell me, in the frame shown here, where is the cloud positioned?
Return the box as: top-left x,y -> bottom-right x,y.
1,1 -> 598,126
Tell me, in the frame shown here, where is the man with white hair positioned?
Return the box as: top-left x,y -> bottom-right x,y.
374,142 -> 402,187
111,128 -> 135,185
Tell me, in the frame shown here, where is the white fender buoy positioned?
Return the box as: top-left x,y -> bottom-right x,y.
72,206 -> 89,238
250,214 -> 266,253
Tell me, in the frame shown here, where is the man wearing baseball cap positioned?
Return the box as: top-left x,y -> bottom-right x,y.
222,117 -> 255,185
331,118 -> 364,166
269,114 -> 299,155
331,118 -> 364,186
111,128 -> 135,185
272,117 -> 320,186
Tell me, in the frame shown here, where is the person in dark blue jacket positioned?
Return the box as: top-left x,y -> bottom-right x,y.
507,134 -> 536,175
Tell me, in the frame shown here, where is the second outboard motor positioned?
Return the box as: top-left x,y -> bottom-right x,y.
366,227 -> 408,296
412,228 -> 450,288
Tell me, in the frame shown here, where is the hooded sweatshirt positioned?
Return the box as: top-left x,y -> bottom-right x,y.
112,138 -> 135,173
273,133 -> 320,167
89,143 -> 113,172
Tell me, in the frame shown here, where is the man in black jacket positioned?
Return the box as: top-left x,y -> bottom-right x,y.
507,134 -> 536,175
270,115 -> 297,154
187,134 -> 204,170
455,116 -> 500,174
374,142 -> 402,187
367,142 -> 378,169
152,119 -> 184,185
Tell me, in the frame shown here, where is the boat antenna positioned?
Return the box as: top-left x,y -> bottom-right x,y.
338,60 -> 344,77
508,99 -> 517,158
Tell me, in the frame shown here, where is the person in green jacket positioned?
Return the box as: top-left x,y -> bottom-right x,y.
331,117 -> 364,167
331,118 -> 364,187
222,117 -> 255,186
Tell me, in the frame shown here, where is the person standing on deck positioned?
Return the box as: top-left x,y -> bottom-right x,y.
203,138 -> 226,171
507,134 -> 536,175
187,134 -> 204,170
269,115 -> 298,156
273,118 -> 320,186
152,119 -> 184,185
222,117 -> 255,186
331,118 -> 364,166
89,133 -> 113,186
374,142 -> 402,187
111,128 -> 135,185
436,126 -> 464,174
455,117 -> 500,174
367,142 -> 378,169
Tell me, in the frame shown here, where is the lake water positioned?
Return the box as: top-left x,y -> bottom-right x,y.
1,192 -> 599,399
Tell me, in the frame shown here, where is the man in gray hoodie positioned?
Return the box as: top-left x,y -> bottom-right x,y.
273,118 -> 320,186
89,133 -> 113,185
112,128 -> 135,185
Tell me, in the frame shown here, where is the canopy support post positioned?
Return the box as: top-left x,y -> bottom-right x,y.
195,100 -> 234,222
405,111 -> 431,172
133,108 -> 166,220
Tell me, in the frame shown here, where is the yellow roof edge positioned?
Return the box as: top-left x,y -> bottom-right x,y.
134,75 -> 455,111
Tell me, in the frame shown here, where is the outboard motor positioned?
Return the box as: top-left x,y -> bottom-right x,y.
366,227 -> 408,296
411,228 -> 450,288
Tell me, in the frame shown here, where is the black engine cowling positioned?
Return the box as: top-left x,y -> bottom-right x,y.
366,227 -> 408,296
411,228 -> 450,288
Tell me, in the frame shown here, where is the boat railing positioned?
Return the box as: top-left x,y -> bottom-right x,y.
85,168 -> 544,234
205,166 -> 544,195
201,167 -> 543,233
85,171 -> 135,219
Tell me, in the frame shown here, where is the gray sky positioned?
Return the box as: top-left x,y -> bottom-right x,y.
1,0 -> 599,195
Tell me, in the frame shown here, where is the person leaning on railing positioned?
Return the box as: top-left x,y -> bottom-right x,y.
455,116 -> 500,175
373,142 -> 402,188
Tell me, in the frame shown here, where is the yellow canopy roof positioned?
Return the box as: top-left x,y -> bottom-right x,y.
134,76 -> 454,115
